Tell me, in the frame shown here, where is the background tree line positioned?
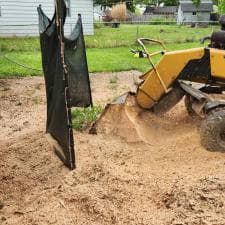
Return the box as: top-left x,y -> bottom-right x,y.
94,0 -> 225,13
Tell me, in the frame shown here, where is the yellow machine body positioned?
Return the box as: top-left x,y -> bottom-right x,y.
210,48 -> 225,79
137,47 -> 225,109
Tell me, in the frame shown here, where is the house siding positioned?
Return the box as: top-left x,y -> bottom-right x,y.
183,12 -> 210,22
177,0 -> 212,24
0,0 -> 94,37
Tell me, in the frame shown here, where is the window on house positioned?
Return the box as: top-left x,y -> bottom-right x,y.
192,12 -> 197,15
65,0 -> 71,17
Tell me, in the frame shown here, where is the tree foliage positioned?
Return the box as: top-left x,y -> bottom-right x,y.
93,0 -> 179,11
218,0 -> 225,14
192,0 -> 201,7
164,0 -> 179,6
93,0 -> 136,12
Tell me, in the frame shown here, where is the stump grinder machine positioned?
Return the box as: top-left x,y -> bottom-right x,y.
93,19 -> 225,152
133,35 -> 225,151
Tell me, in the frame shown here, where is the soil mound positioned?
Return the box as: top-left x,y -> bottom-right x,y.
156,176 -> 225,225
91,93 -> 192,145
2,75 -> 225,225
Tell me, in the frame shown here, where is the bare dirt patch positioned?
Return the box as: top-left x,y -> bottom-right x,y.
1,71 -> 225,225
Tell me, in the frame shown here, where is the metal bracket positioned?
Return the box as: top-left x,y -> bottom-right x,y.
179,81 -> 210,102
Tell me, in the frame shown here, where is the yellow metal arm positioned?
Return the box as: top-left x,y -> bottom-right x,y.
136,47 -> 205,109
137,38 -> 168,54
137,38 -> 169,93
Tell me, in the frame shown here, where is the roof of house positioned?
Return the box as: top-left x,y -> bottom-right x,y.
180,2 -> 213,12
144,6 -> 178,14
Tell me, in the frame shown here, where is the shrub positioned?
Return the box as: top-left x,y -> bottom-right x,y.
71,106 -> 103,131
111,3 -> 127,21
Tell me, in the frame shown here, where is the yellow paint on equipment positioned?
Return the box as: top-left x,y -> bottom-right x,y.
137,48 -> 205,109
210,48 -> 225,79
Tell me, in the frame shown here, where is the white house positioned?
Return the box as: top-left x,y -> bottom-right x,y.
0,0 -> 94,37
177,0 -> 213,24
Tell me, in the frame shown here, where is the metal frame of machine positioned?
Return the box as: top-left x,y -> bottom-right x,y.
134,30 -> 225,152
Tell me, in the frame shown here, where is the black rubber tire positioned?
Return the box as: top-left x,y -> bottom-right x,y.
200,108 -> 225,152
184,95 -> 198,117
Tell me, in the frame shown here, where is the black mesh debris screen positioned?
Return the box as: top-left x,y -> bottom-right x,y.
37,0 -> 92,170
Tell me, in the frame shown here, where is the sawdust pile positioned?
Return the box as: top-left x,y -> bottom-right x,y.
92,93 -> 192,146
1,71 -> 225,225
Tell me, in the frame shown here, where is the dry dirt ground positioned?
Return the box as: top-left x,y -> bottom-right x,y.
1,71 -> 225,225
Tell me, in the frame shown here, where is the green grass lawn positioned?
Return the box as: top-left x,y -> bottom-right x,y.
0,24 -> 215,77
0,42 -> 204,77
86,24 -> 218,48
0,24 -> 218,52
